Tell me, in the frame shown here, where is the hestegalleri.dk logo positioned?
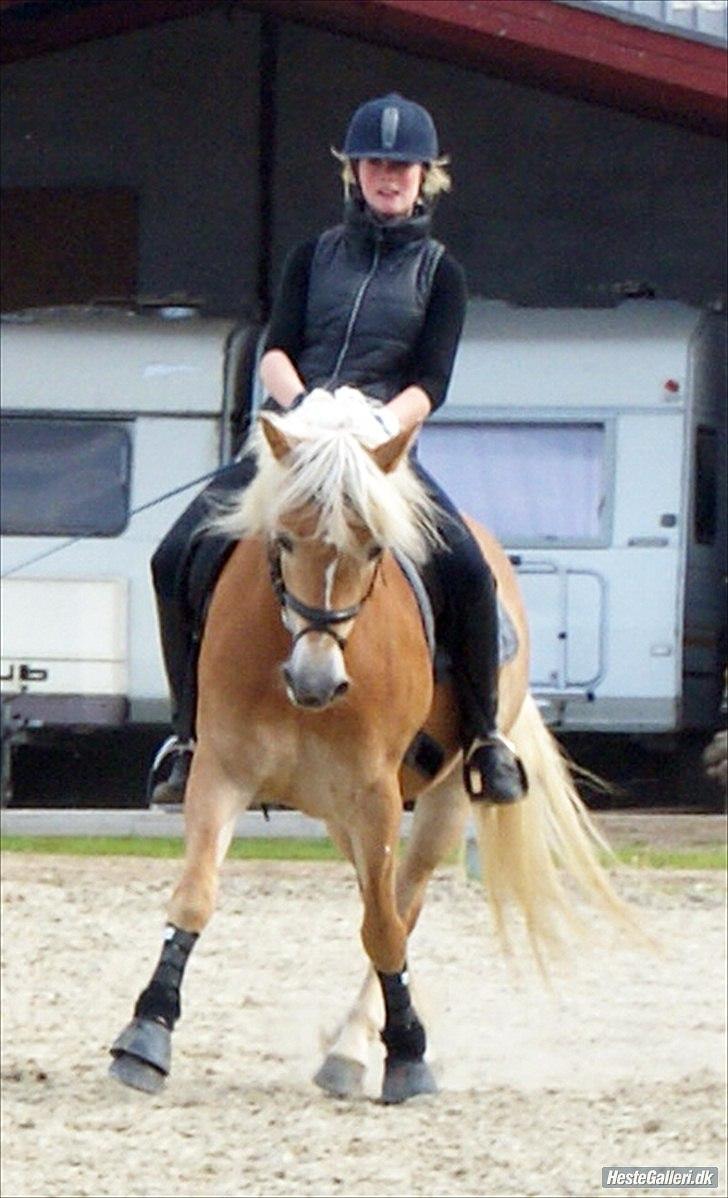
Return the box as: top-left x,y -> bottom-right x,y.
601,1166 -> 719,1189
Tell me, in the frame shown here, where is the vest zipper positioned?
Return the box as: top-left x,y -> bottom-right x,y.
327,237 -> 382,389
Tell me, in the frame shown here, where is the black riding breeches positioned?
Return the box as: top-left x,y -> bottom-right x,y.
151,455 -> 501,746
150,456 -> 256,740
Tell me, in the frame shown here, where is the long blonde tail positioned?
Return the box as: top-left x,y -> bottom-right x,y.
472,692 -> 643,969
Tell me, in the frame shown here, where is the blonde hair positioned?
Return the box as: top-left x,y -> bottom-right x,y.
331,150 -> 452,201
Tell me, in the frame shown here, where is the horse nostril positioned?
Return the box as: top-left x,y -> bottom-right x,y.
334,679 -> 350,699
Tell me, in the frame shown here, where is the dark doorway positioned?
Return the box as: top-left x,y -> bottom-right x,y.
1,185 -> 138,311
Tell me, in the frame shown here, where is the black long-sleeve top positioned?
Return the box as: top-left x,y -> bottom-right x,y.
264,238 -> 467,411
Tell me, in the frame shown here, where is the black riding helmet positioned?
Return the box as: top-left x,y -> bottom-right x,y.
342,93 -> 439,163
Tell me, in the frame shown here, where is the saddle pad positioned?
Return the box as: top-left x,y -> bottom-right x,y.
393,552 -> 519,667
496,595 -> 519,666
392,552 -> 436,658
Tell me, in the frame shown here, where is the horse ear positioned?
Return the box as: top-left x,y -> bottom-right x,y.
369,427 -> 414,474
260,414 -> 298,461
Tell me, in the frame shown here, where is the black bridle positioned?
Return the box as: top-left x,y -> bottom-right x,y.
267,543 -> 380,650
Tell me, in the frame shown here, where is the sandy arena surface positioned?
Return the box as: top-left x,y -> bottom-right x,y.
1,815 -> 726,1198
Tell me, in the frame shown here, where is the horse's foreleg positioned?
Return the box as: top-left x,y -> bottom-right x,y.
374,773 -> 469,1104
315,771 -> 468,1100
377,963 -> 436,1103
351,784 -> 438,1104
109,748 -> 245,1093
351,788 -> 407,977
376,774 -> 468,1103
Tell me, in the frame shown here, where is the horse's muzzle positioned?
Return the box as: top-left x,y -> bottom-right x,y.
282,637 -> 351,710
283,668 -> 350,709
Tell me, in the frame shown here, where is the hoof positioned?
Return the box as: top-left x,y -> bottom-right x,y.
109,1051 -> 166,1094
313,1054 -> 365,1099
109,1017 -> 171,1094
381,1057 -> 437,1105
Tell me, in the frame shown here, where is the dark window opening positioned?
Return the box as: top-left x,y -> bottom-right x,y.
1,417 -> 131,537
1,187 -> 138,312
694,425 -> 717,545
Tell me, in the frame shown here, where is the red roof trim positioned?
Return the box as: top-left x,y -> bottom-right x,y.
374,0 -> 726,93
258,0 -> 728,133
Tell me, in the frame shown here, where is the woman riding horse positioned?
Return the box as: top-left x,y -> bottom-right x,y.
150,92 -> 526,808
110,389 -> 639,1101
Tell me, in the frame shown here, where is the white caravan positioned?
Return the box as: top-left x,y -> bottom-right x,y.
418,299 -> 727,735
0,305 -> 259,756
1,299 -> 725,802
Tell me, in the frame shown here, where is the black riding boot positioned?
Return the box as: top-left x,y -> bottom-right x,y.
147,595 -> 198,805
451,571 -> 527,803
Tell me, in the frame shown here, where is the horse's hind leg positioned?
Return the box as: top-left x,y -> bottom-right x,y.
312,822 -> 377,1098
109,748 -> 245,1093
314,959 -> 381,1099
395,772 -> 470,930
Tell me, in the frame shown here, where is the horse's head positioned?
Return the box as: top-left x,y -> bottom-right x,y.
266,499 -> 382,708
214,387 -> 441,711
261,394 -> 413,710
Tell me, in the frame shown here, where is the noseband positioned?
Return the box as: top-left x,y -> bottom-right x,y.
268,545 -> 379,650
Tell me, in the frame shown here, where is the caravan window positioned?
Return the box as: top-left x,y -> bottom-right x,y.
418,421 -> 608,546
1,417 -> 131,537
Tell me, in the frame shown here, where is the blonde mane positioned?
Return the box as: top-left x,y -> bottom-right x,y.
212,387 -> 442,564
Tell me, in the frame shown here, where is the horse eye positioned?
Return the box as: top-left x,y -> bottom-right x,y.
367,544 -> 383,561
276,533 -> 294,553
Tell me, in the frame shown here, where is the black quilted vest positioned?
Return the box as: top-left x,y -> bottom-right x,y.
296,200 -> 444,401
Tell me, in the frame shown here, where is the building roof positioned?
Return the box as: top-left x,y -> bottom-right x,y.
1,0 -> 726,133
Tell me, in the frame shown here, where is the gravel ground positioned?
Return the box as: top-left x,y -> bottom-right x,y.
1,822 -> 726,1198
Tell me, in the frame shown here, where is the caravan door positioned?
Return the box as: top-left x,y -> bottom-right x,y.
515,563 -> 605,691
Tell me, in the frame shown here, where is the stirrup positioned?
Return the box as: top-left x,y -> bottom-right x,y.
464,732 -> 528,803
147,736 -> 195,805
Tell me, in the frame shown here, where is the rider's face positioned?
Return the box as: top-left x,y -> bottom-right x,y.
357,158 -> 424,220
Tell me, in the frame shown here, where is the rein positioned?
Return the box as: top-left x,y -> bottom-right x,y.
267,544 -> 380,650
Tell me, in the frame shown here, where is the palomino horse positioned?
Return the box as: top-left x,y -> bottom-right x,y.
110,388 -> 632,1104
